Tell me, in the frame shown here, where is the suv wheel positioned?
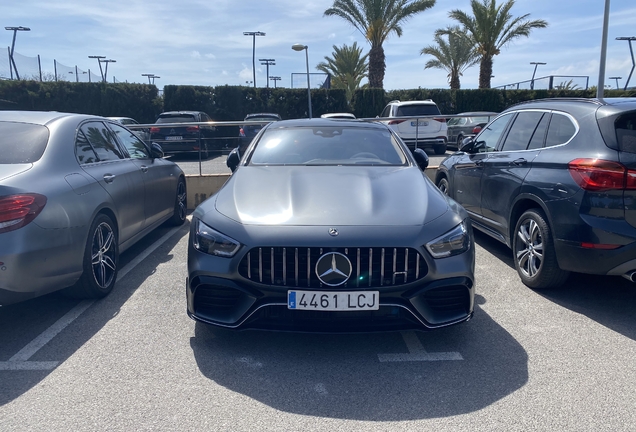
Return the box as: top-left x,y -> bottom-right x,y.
436,177 -> 449,195
512,209 -> 569,289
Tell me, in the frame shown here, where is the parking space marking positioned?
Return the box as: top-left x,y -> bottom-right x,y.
377,331 -> 463,362
0,224 -> 184,372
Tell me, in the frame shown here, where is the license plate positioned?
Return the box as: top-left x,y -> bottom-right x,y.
411,121 -> 429,127
288,290 -> 379,311
165,136 -> 183,140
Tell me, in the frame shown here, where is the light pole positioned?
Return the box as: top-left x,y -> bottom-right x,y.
5,26 -> 30,80
101,59 -> 116,83
616,36 -> 636,90
142,73 -> 159,84
269,76 -> 281,88
530,62 -> 546,90
259,59 -> 275,88
243,31 -> 265,88
88,55 -> 106,81
292,43 -> 312,119
609,76 -> 622,89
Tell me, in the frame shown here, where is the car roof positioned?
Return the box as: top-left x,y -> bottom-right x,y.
244,112 -> 281,119
388,100 -> 437,106
264,118 -> 386,130
456,111 -> 498,116
0,110 -> 99,125
158,111 -> 206,116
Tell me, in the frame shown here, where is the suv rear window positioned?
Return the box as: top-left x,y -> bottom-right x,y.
156,115 -> 197,124
396,105 -> 441,117
0,122 -> 49,164
616,112 -> 636,153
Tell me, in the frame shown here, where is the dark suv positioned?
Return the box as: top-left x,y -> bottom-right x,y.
436,98 -> 636,289
149,111 -> 220,157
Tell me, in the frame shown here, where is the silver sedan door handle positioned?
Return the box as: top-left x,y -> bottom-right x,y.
140,165 -> 149,173
513,158 -> 527,166
103,174 -> 116,183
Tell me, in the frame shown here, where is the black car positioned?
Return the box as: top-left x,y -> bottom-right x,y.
447,111 -> 498,149
436,97 -> 636,289
188,118 -> 475,332
149,111 -> 220,157
239,113 -> 281,148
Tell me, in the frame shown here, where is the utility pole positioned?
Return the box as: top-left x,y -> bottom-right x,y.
243,31 -> 265,88
88,55 -> 106,81
530,62 -> 546,90
269,76 -> 281,88
259,59 -> 275,88
5,26 -> 30,80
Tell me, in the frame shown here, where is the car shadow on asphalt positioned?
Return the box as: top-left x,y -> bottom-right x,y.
189,300 -> 528,421
473,226 -> 636,342
0,221 -> 190,407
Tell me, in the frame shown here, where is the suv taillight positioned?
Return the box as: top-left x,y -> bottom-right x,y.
568,158 -> 636,191
472,126 -> 482,134
186,125 -> 200,132
388,119 -> 407,125
433,117 -> 446,123
149,127 -> 160,133
0,194 -> 47,234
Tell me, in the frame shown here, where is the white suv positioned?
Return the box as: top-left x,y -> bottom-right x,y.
378,100 -> 448,154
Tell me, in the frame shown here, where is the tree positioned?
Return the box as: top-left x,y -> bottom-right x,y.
316,42 -> 369,104
324,0 -> 436,89
421,26 -> 479,90
444,0 -> 548,89
554,79 -> 580,90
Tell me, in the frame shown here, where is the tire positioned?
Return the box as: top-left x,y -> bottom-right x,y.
512,209 -> 569,289
437,177 -> 450,196
168,177 -> 187,226
456,134 -> 464,149
434,143 -> 447,155
66,214 -> 119,298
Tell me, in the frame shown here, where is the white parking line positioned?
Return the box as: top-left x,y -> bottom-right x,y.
0,223 -> 185,372
377,331 -> 463,362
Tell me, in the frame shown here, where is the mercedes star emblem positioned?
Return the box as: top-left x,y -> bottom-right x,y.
328,228 -> 339,236
315,252 -> 352,286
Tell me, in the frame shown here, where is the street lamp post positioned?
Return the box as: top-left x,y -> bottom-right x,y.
292,44 -> 312,119
530,62 -> 546,90
609,76 -> 622,89
616,37 -> 636,90
142,73 -> 159,85
243,31 -> 265,88
5,26 -> 30,80
269,76 -> 281,88
259,59 -> 275,88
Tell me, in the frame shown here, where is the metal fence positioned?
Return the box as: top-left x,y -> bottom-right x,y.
493,75 -> 590,91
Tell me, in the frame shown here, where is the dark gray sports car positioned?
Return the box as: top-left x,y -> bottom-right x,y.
187,119 -> 475,332
0,111 -> 186,306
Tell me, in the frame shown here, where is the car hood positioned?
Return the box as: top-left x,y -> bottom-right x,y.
0,164 -> 32,181
213,165 -> 448,226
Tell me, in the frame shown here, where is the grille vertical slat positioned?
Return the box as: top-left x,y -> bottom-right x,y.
239,247 -> 427,288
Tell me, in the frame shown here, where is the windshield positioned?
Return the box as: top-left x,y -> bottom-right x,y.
249,126 -> 407,166
0,122 -> 49,164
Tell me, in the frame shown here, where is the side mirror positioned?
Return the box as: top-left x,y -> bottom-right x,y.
226,148 -> 241,172
150,143 -> 164,159
413,148 -> 429,170
459,137 -> 475,153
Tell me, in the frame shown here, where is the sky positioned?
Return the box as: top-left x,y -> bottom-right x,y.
1,0 -> 635,92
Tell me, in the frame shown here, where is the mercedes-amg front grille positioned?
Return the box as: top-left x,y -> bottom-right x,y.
238,247 -> 427,288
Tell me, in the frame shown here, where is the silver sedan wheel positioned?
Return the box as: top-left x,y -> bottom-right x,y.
176,180 -> 187,221
91,221 -> 117,289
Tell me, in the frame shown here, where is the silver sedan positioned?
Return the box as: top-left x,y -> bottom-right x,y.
0,111 -> 187,305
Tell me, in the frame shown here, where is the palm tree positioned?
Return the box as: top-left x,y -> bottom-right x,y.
324,0 -> 436,89
444,0 -> 548,89
317,42 -> 369,104
421,26 -> 479,90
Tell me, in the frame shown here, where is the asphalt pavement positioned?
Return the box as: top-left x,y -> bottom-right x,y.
1,222 -> 636,431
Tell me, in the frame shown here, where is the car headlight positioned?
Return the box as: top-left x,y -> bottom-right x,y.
425,220 -> 471,258
193,219 -> 241,257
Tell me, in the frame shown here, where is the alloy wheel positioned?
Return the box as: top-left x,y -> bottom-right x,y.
515,218 -> 544,278
91,222 -> 117,289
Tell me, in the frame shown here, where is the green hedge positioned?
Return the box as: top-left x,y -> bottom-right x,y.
1,80 -> 634,122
